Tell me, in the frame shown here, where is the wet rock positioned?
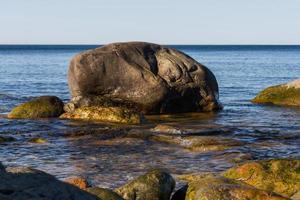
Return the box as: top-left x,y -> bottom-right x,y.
68,42 -> 221,114
115,169 -> 175,200
65,176 -> 90,190
60,106 -> 141,124
151,134 -> 243,152
8,96 -> 64,119
28,137 -> 47,144
181,173 -> 288,200
171,185 -> 188,200
252,78 -> 300,107
152,124 -> 185,134
0,136 -> 16,143
223,159 -> 300,198
0,163 -> 100,200
291,190 -> 300,200
87,187 -> 124,200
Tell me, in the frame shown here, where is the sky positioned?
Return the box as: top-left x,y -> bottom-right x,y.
1,0 -> 300,45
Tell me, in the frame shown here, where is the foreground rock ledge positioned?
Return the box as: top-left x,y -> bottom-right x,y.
252,78 -> 300,107
67,42 -> 222,114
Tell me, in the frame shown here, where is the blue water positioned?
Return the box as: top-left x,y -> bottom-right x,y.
0,45 -> 299,188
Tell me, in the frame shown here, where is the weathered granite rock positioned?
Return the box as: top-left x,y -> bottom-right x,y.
60,106 -> 141,124
87,187 -> 124,200
223,159 -> 300,198
68,42 -> 221,114
115,169 -> 175,200
179,173 -> 288,200
8,96 -> 64,119
0,164 -> 100,200
252,78 -> 300,107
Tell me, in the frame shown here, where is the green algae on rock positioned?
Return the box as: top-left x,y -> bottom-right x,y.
28,137 -> 47,144
252,83 -> 300,107
8,96 -> 64,119
60,106 -> 141,124
180,173 -> 288,200
115,169 -> 175,200
223,159 -> 300,198
87,187 -> 124,200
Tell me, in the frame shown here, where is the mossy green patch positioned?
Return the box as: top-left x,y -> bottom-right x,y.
8,96 -> 64,119
115,169 -> 175,200
28,137 -> 47,144
181,173 -> 288,200
252,85 -> 300,106
60,106 -> 141,124
223,159 -> 300,198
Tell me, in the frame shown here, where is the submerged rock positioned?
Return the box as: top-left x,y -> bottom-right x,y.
67,42 -> 221,114
115,169 -> 175,200
28,137 -> 47,144
252,78 -> 300,107
151,134 -> 243,152
8,96 -> 64,119
0,163 -> 100,200
87,187 -> 124,200
223,159 -> 300,198
181,173 -> 288,200
60,106 -> 141,124
0,136 -> 16,143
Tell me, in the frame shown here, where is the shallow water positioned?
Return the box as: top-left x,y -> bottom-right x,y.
0,45 -> 299,188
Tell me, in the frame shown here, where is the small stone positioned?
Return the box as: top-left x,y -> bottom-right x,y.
8,96 -> 64,119
28,137 -> 47,144
116,169 -> 175,200
87,187 -> 124,200
65,176 -> 90,190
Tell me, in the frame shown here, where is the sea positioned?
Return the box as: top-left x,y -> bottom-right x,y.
0,45 -> 299,188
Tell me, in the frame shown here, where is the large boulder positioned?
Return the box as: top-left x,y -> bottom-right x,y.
180,173 -> 288,200
0,163 -> 100,200
115,169 -> 175,200
252,78 -> 300,107
8,96 -> 64,119
67,42 -> 221,114
223,159 -> 300,198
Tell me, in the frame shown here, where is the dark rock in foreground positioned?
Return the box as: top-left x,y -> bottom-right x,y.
0,163 -> 99,200
252,78 -> 300,107
115,169 -> 175,200
8,96 -> 64,119
68,42 -> 221,114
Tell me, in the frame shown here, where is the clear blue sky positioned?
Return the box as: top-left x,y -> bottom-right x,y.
1,0 -> 300,44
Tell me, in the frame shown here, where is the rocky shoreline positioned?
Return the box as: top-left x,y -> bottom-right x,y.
1,159 -> 299,200
2,42 -> 300,200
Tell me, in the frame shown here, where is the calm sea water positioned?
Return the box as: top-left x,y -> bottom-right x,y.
0,45 -> 299,188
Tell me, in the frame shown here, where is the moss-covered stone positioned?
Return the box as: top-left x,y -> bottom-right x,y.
87,187 -> 124,200
252,85 -> 300,107
181,173 -> 288,200
28,137 -> 47,144
8,96 -> 64,119
60,106 -> 141,124
115,169 -> 175,200
223,159 -> 300,198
